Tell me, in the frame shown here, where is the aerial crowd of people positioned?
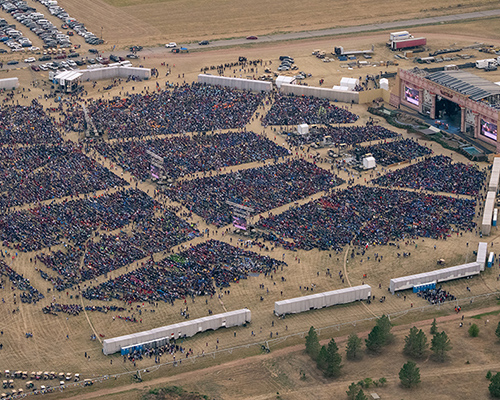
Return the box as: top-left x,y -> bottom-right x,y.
90,131 -> 290,181
162,159 -> 344,226
257,185 -> 477,251
371,155 -> 486,195
356,138 -> 433,166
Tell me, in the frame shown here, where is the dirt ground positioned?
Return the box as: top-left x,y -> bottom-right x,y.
1,17 -> 500,400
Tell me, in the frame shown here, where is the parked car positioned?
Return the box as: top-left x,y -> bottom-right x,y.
30,64 -> 39,71
126,53 -> 138,59
165,42 -> 176,48
198,40 -> 209,45
7,60 -> 19,65
88,48 -> 98,54
246,36 -> 258,40
24,57 -> 35,62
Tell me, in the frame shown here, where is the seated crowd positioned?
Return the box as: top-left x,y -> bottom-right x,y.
0,260 -> 44,304
371,155 -> 485,195
0,100 -> 62,145
162,159 -> 344,227
82,240 -> 286,304
0,189 -> 156,252
0,143 -> 128,211
262,93 -> 359,126
69,83 -> 265,139
91,131 -> 290,181
355,139 -> 432,166
257,185 -> 477,251
286,125 -> 398,147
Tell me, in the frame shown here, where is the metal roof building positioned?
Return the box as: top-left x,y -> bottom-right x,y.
425,70 -> 500,102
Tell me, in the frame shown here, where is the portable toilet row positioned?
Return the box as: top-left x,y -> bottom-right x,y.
488,252 -> 495,268
412,281 -> 436,293
493,209 -> 498,227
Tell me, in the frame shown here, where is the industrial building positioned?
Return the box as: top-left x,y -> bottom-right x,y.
392,68 -> 500,151
274,285 -> 371,316
102,309 -> 251,355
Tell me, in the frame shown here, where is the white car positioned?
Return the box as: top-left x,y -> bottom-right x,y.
24,57 -> 36,62
165,42 -> 177,48
39,64 -> 48,71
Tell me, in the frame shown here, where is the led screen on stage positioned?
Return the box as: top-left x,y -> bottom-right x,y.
481,119 -> 497,141
404,85 -> 419,106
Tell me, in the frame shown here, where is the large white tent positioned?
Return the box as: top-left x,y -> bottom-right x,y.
102,309 -> 251,355
274,285 -> 371,316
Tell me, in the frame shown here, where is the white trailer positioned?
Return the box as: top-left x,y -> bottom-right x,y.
489,158 -> 500,193
198,74 -> 272,92
390,31 -> 411,41
482,191 -> 496,236
102,309 -> 251,355
274,285 -> 371,316
476,242 -> 488,271
476,59 -> 498,69
390,262 -> 481,293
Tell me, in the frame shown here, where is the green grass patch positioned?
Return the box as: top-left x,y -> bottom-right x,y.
471,309 -> 500,319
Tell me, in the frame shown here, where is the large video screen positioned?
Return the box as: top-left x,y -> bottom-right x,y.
233,216 -> 247,230
404,85 -> 420,106
151,164 -> 160,180
481,119 -> 497,141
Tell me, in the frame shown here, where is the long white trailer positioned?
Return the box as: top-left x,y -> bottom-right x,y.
489,158 -> 500,193
198,74 -> 272,92
274,285 -> 371,316
476,242 -> 488,271
102,309 -> 251,355
389,262 -> 481,294
482,191 -> 496,236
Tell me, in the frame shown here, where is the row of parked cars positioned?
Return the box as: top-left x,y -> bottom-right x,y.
277,55 -> 297,71
34,0 -> 103,45
0,0 -> 74,50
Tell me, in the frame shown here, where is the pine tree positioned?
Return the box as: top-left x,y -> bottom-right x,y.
469,323 -> 480,337
430,331 -> 452,362
365,325 -> 384,353
403,326 -> 428,359
399,360 -> 421,388
430,318 -> 438,335
346,332 -> 363,360
324,338 -> 342,378
305,326 -> 320,360
346,382 -> 360,400
355,389 -> 368,400
496,321 -> 500,342
376,314 -> 394,345
317,345 -> 328,371
489,372 -> 500,398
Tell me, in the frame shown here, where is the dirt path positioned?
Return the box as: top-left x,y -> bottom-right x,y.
66,304 -> 500,400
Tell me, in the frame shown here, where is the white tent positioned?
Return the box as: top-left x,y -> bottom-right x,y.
379,78 -> 389,91
297,124 -> 309,135
274,285 -> 371,316
275,76 -> 296,88
340,77 -> 359,90
363,156 -> 376,169
102,308 -> 251,355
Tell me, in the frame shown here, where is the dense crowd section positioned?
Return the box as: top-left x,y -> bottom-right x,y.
36,211 -> 198,288
0,189 -> 157,251
286,125 -> 399,147
82,240 -> 286,304
72,83 -> 265,139
0,144 -> 128,211
262,94 -> 359,125
257,186 -> 477,251
91,131 -> 290,181
355,139 -> 432,166
371,155 -> 485,195
0,101 -> 62,145
162,159 -> 344,227
0,260 -> 44,304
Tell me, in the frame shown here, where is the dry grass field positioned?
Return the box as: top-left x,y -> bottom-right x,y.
1,13 -> 500,400
52,0 -> 498,46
